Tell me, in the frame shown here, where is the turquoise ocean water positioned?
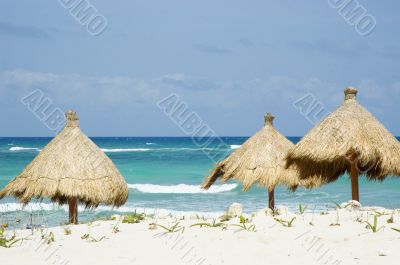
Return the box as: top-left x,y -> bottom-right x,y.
0,137 -> 399,226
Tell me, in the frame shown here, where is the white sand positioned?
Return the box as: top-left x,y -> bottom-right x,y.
1,204 -> 400,265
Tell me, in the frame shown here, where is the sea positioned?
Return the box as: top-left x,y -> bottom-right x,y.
0,137 -> 399,227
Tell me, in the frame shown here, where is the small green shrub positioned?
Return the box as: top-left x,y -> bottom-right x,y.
239,216 -> 248,224
64,227 -> 72,235
365,215 -> 384,233
387,215 -> 394,224
219,214 -> 231,222
0,227 -> 20,248
190,219 -> 226,229
151,222 -> 185,233
122,211 -> 145,224
274,217 -> 296,227
298,204 -> 308,215
113,226 -> 120,233
81,233 -> 107,242
230,223 -> 256,232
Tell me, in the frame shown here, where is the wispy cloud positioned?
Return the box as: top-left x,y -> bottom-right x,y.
161,73 -> 215,90
238,38 -> 255,47
0,70 -> 160,107
378,46 -> 400,61
194,44 -> 232,55
289,40 -> 371,57
0,21 -> 52,40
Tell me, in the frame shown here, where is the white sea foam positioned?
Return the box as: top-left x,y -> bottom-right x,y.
157,147 -> 221,152
128,183 -> 238,194
9,147 -> 40,151
0,202 -> 225,218
101,148 -> 151,152
7,144 -> 14,146
101,147 -> 223,153
230,145 -> 241,149
146,142 -> 156,145
0,202 -> 61,212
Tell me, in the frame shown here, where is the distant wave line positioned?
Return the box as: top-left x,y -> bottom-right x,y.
128,183 -> 238,194
9,147 -> 41,152
8,145 -> 241,153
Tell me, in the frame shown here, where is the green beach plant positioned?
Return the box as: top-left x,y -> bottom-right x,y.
230,223 -> 256,232
239,216 -> 248,224
40,229 -> 55,244
271,208 -> 280,216
355,216 -> 364,223
391,227 -> 400,233
387,215 -> 394,224
219,214 -> 231,222
89,236 -> 106,242
298,204 -> 308,215
190,219 -> 226,229
41,231 -> 55,244
64,227 -> 72,235
0,227 -> 20,248
151,221 -> 185,233
81,233 -> 107,242
113,226 -> 120,233
122,211 -> 145,224
274,217 -> 296,227
49,232 -> 55,244
365,215 -> 384,233
195,214 -> 206,221
374,210 -> 388,217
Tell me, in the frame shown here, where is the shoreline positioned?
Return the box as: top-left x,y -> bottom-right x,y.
1,201 -> 400,265
0,200 -> 399,227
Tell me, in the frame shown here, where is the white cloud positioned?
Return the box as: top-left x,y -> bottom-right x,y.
161,73 -> 186,81
1,69 -> 399,136
0,70 -> 161,108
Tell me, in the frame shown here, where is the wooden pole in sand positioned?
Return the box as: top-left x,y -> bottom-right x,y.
68,197 -> 78,224
268,189 -> 275,210
350,162 -> 360,202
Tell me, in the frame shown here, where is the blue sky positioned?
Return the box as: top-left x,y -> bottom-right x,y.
0,0 -> 399,136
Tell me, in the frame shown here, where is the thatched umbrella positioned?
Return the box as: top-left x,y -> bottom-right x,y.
286,87 -> 400,202
201,113 -> 300,209
0,110 -> 128,224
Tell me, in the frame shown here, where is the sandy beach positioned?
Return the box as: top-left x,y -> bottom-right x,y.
1,202 -> 400,265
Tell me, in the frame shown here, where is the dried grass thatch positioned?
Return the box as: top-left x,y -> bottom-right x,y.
202,113 -> 301,192
286,87 -> 400,186
0,110 -> 128,208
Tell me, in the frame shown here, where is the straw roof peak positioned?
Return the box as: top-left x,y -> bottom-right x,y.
344,87 -> 358,101
264,113 -> 275,126
66,110 -> 79,127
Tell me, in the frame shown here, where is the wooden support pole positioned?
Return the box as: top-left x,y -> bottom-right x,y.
268,189 -> 275,210
350,162 -> 360,202
68,197 -> 78,224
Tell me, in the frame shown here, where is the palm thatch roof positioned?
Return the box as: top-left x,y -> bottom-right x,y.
201,113 -> 301,192
0,110 -> 128,208
286,87 -> 400,186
